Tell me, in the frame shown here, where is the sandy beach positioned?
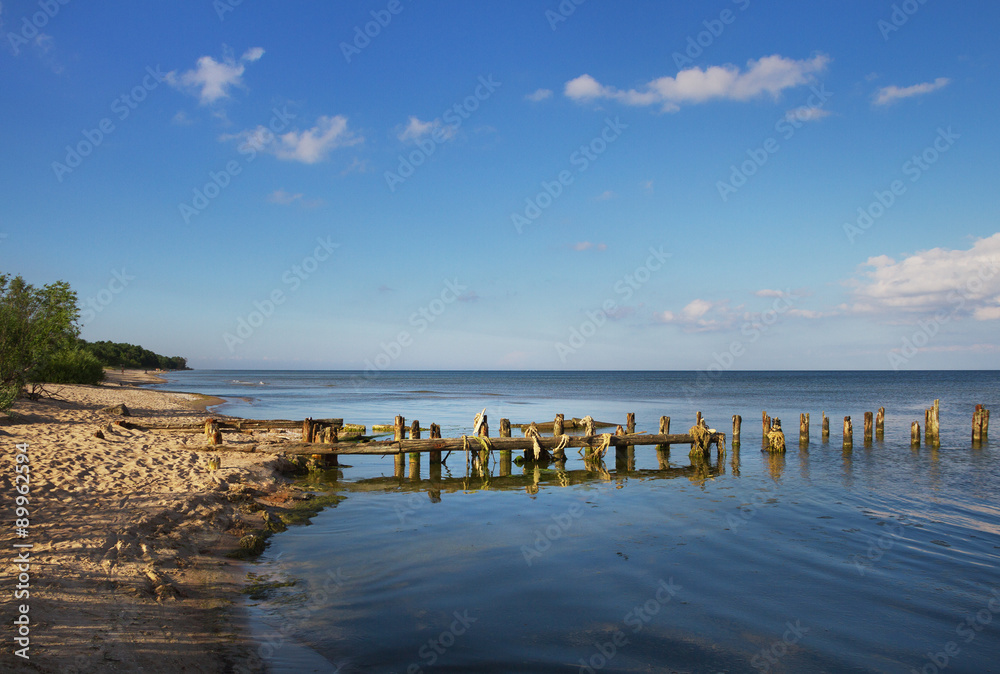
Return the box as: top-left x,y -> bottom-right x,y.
0,370 -> 302,673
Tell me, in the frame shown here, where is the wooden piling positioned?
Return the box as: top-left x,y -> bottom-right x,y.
553,413 -> 565,437
766,418 -> 786,453
583,416 -> 596,437
302,418 -> 313,443
911,421 -> 920,447
864,411 -> 873,444
875,407 -> 885,440
408,420 -> 421,477
799,413 -> 809,444
762,411 -> 771,447
615,424 -> 629,467
732,415 -> 742,445
327,425 -> 339,466
394,415 -> 406,476
659,416 -> 670,435
205,419 -> 222,446
429,424 -> 442,476
925,399 -> 940,444
973,405 -> 987,443
822,413 -> 830,440
626,412 -> 636,435
696,411 -> 703,428
843,416 -> 853,448
498,418 -> 512,475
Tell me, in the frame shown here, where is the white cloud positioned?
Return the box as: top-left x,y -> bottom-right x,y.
397,116 -> 435,142
657,298 -> 743,332
167,47 -> 265,105
396,115 -> 456,144
565,54 -> 830,112
525,88 -> 553,102
846,233 -> 1000,320
639,180 -> 654,193
873,77 -> 950,106
267,189 -> 303,205
225,115 -> 362,164
571,241 -> 608,252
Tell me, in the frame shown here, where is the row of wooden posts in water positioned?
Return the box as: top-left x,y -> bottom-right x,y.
192,401 -> 990,475
748,400 -> 990,452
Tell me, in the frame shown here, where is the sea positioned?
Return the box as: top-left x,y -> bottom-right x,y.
148,370 -> 1000,673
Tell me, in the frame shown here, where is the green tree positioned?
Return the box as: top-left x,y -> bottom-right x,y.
0,275 -> 82,411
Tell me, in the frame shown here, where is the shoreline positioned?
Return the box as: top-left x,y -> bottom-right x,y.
0,369 -> 313,672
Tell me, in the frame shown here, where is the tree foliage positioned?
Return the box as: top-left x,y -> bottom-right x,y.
0,274 -> 83,410
81,340 -> 187,370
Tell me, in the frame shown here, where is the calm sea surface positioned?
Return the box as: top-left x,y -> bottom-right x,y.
151,371 -> 1000,673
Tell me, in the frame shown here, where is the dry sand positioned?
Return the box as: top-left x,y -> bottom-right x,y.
0,371 -> 306,673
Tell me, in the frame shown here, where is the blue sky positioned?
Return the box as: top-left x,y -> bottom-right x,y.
3,1 -> 1000,370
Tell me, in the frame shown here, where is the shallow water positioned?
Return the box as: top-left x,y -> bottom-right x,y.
154,371 -> 1000,673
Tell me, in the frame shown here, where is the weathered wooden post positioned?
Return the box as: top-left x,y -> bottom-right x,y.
429,424 -> 442,481
843,416 -> 853,449
205,419 -> 222,446
766,418 -> 786,453
657,416 -> 670,465
327,425 -> 339,466
762,411 -> 771,448
499,418 -> 512,475
696,411 -> 703,427
615,425 -> 629,471
973,405 -> 989,444
732,415 -> 742,446
553,413 -> 565,437
822,413 -> 830,441
394,415 -> 406,477
626,412 -> 636,435
409,420 -> 421,479
911,421 -> 921,448
584,416 -> 596,437
799,413 -> 809,445
302,417 -> 314,443
875,407 -> 885,440
925,400 -> 940,444
864,412 -> 873,445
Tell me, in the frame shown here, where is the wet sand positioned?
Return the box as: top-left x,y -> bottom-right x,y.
0,370 -> 301,672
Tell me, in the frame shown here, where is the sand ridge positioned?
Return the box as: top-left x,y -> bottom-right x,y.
0,371 -> 296,673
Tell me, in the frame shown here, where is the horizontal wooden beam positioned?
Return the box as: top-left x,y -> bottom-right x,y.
276,432 -> 724,456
